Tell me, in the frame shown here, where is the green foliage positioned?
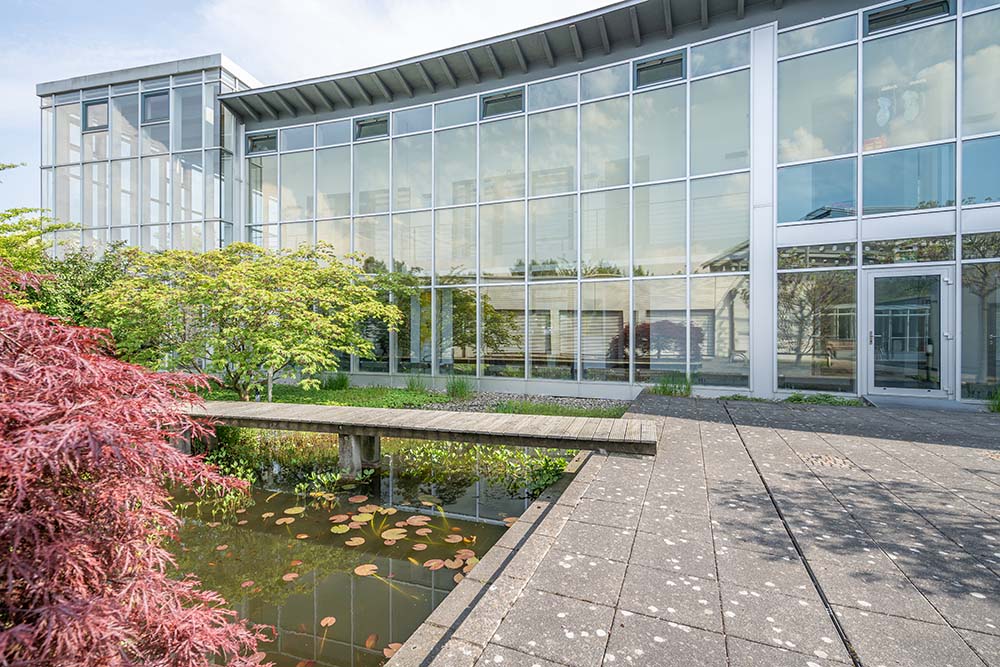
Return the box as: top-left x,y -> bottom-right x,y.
718,394 -> 770,403
29,243 -> 132,325
987,388 -> 1000,413
321,372 -> 350,391
405,375 -> 428,392
88,242 -> 402,401
445,375 -> 474,400
649,372 -> 692,397
784,392 -> 865,407
494,399 -> 626,418
203,383 -> 450,408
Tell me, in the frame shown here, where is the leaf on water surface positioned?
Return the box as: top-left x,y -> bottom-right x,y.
412,543 -> 427,551
383,539 -> 396,546
394,521 -> 408,528
330,525 -> 350,534
444,558 -> 463,570
383,643 -> 403,658
422,559 -> 445,571
241,580 -> 255,588
365,633 -> 379,650
354,564 -> 378,577
215,544 -> 228,551
295,533 -> 309,539
237,520 -> 248,525
275,517 -> 295,526
348,495 -> 368,504
380,528 -> 407,541
290,560 -> 303,567
406,515 -> 431,527
415,527 -> 433,536
284,506 -> 306,515
320,616 -> 337,628
357,504 -> 380,513
443,534 -> 463,544
295,660 -> 315,667
261,512 -> 275,519
378,507 -> 398,515
328,514 -> 350,523
205,521 -> 221,528
282,572 -> 299,582
235,508 -> 246,514
455,549 -> 475,560
418,493 -> 441,505
348,521 -> 364,529
453,573 -> 464,584
345,537 -> 365,547
352,513 -> 374,523
502,517 -> 518,527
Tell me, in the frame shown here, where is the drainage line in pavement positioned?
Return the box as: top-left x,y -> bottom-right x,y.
722,404 -> 864,667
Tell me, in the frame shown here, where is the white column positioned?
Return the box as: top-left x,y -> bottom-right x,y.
749,24 -> 777,398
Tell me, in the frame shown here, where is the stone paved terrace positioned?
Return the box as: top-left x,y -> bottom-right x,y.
387,394 -> 1000,667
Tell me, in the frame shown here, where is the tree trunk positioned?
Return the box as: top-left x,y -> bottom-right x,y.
267,368 -> 274,402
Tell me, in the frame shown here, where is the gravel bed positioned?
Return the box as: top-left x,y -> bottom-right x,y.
432,391 -> 631,414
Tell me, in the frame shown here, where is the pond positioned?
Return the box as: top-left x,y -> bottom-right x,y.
171,433 -> 572,666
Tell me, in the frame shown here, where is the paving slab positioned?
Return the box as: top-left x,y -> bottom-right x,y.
620,564 -> 723,633
604,609 -> 728,666
553,520 -> 635,562
529,549 -> 627,607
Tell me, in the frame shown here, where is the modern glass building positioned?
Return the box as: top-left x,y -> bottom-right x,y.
36,0 -> 1000,404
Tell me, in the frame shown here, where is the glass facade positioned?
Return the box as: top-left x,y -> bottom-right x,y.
36,4 -> 1000,401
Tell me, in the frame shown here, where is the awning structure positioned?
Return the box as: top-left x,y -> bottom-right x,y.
220,0 -> 777,121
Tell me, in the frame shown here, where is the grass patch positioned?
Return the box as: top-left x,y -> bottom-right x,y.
494,399 -> 626,418
446,376 -> 475,400
989,388 -> 1000,413
321,372 -> 350,391
649,372 -> 692,397
718,394 -> 771,403
784,392 -> 865,407
203,384 -> 450,409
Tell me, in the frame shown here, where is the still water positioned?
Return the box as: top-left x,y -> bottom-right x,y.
170,441 -> 563,667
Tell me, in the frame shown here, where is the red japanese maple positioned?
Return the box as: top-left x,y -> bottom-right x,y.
0,264 -> 270,667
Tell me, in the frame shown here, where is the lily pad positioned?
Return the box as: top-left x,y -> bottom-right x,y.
354,564 -> 378,577
383,539 -> 397,546
215,544 -> 228,551
330,525 -> 350,534
443,534 -> 463,544
406,515 -> 432,527
345,537 -> 365,547
378,507 -> 398,516
352,513 -> 374,523
422,559 -> 445,571
282,572 -> 299,582
348,495 -> 369,504
261,512 -> 275,519
453,573 -> 464,584
320,616 -> 336,628
357,504 -> 380,514
455,548 -> 476,560
295,533 -> 309,539
241,580 -> 255,588
415,527 -> 433,536
365,633 -> 378,650
444,558 -> 463,570
380,528 -> 408,541
290,560 -> 303,567
502,516 -> 518,526
284,506 -> 306,515
275,517 -> 295,526
328,514 -> 350,523
237,520 -> 248,526
412,543 -> 428,551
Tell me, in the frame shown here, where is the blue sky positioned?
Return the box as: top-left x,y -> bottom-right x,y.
0,0 -> 607,211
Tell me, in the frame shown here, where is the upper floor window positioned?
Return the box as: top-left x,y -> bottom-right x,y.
865,0 -> 952,35
246,131 -> 277,154
83,100 -> 108,131
355,115 -> 389,140
142,91 -> 169,123
481,89 -> 523,119
634,53 -> 684,88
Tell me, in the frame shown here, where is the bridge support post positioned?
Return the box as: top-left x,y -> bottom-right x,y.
339,433 -> 381,476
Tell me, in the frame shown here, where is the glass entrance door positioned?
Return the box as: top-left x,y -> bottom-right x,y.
866,269 -> 952,395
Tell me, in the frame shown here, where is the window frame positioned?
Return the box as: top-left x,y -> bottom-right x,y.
82,100 -> 109,132
141,90 -> 170,124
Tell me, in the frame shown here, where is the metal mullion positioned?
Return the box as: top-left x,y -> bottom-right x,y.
575,74 -> 582,384
861,13 -> 956,42
955,0 -> 965,400
862,137 -> 957,157
778,151 -> 859,170
777,39 -> 859,63
685,67 -> 692,383
688,63 -> 752,84
856,10 -> 866,396
628,82 -> 635,386
776,265 -> 858,275
689,166 -> 752,181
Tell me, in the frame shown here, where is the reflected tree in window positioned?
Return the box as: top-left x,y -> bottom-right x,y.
961,261 -> 1000,399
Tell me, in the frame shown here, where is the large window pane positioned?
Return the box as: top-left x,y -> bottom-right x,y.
580,64 -> 629,100
481,285 -> 525,377
142,156 -> 170,225
54,165 -> 82,225
204,83 -> 219,148
394,106 -> 432,135
437,287 -> 477,375
862,236 -> 954,265
778,16 -> 857,58
435,126 -> 477,206
633,279 -> 687,382
393,133 -> 432,210
691,173 -> 750,273
141,225 -> 169,252
359,291 -> 391,373
141,123 -> 169,155
778,270 -> 857,392
435,97 -> 477,128
963,136 -> 1000,205
435,206 -> 476,283
778,157 -> 857,223
581,97 -> 628,189
528,75 -> 577,111
396,290 -> 432,374
480,117 -> 525,201
691,275 -> 750,387
354,140 -> 389,214
83,130 -> 108,162
778,46 -> 857,163
354,215 -> 390,273
280,151 -> 314,220
392,211 -> 431,280
281,221 -> 313,250
528,282 -> 578,380
862,143 -> 955,214
111,159 -> 138,226
634,182 -> 686,276
633,85 -> 685,183
83,162 -> 108,228
173,222 -> 203,252
480,201 -> 525,281
691,70 -> 750,175
172,152 -> 204,222
529,195 -> 577,280
581,188 -> 628,277
778,243 -> 857,270
247,155 -> 278,224
581,280 -> 628,382
862,22 -> 955,151
690,33 -> 750,77
961,261 -> 1000,398
111,95 -> 139,159
205,150 -> 232,221
963,9 -> 1000,136
172,85 -> 202,151
55,103 -> 81,164
317,146 -> 351,218
317,218 -> 351,256
529,107 -> 576,196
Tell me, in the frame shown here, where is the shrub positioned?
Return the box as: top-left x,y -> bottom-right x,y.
321,372 -> 350,391
405,375 -> 429,392
650,371 -> 692,397
446,375 -> 474,400
988,387 -> 1000,413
